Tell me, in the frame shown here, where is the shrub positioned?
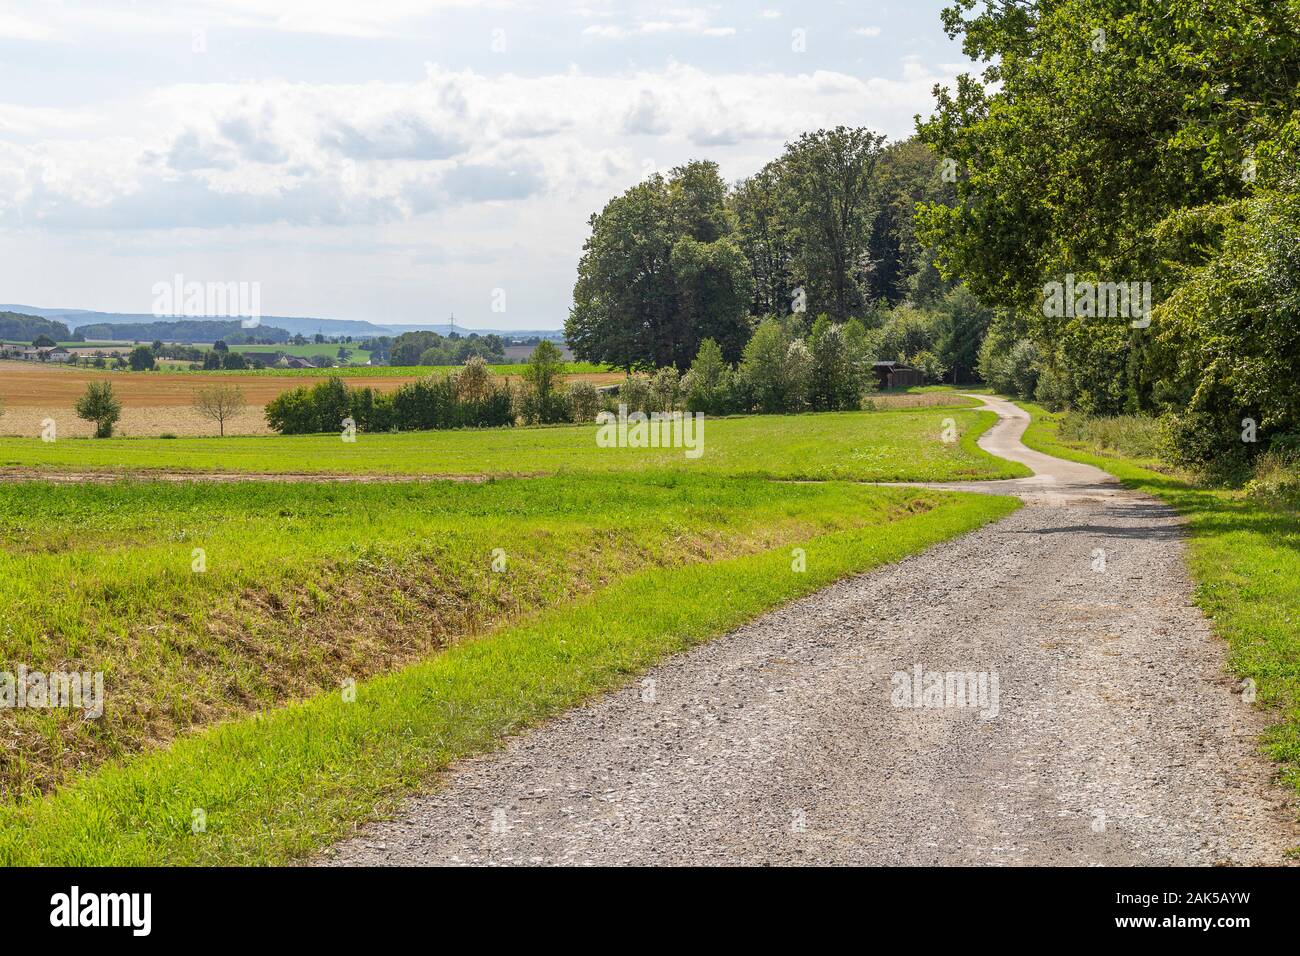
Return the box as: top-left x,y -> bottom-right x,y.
809,318 -> 861,410
566,380 -> 601,422
904,349 -> 947,385
735,318 -> 810,413
613,373 -> 654,414
455,356 -> 493,405
519,341 -> 568,424
982,338 -> 1041,399
1244,451 -> 1300,506
683,338 -> 736,415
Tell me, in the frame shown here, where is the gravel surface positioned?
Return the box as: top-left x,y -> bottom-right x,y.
320,396 -> 1298,866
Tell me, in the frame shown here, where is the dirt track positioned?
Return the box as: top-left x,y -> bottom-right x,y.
319,395 -> 1299,866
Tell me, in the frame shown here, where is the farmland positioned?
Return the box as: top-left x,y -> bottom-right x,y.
0,359 -> 621,437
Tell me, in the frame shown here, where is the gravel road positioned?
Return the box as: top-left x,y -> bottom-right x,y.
321,396 -> 1298,865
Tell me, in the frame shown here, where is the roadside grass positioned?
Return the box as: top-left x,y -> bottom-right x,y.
0,488 -> 1018,865
1054,411 -> 1165,463
1019,402 -> 1300,795
0,407 -> 1029,481
0,474 -> 960,797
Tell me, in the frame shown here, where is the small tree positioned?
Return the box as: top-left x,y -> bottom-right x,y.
809,317 -> 858,410
456,355 -> 494,405
128,345 -> 156,371
683,337 -> 735,415
521,340 -> 567,423
736,317 -> 811,413
649,366 -> 682,412
75,381 -> 122,438
566,380 -> 601,422
192,384 -> 246,436
905,349 -> 947,385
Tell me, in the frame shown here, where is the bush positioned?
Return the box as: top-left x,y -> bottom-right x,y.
649,366 -> 682,412
982,337 -> 1041,399
455,356 -> 493,405
265,373 -> 511,435
566,380 -> 601,422
1158,409 -> 1256,477
1033,364 -> 1072,410
518,341 -> 568,424
735,318 -> 810,413
612,373 -> 654,414
904,349 -> 946,385
809,318 -> 862,410
683,338 -> 737,415
1243,451 -> 1300,505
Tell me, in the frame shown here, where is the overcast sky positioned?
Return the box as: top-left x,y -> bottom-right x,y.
0,1 -> 966,330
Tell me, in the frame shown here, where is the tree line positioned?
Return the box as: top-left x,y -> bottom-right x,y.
564,125 -> 995,413
566,129 -> 963,370
918,0 -> 1299,471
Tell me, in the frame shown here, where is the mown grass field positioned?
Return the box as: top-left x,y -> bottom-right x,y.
0,402 -> 1024,863
1019,403 -> 1300,798
0,405 -> 1022,481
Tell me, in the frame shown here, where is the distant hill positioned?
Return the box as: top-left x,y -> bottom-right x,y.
0,304 -> 565,340
74,319 -> 293,344
0,310 -> 74,342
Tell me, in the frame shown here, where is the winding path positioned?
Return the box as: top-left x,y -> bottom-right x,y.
321,396 -> 1298,866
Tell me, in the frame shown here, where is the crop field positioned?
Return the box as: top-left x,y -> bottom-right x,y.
0,399 -> 1020,863
225,343 -> 375,363
167,361 -> 611,377
0,360 -> 622,437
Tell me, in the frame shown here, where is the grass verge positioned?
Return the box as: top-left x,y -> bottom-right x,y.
1019,402 -> 1300,796
0,489 -> 1017,864
0,474 -> 963,797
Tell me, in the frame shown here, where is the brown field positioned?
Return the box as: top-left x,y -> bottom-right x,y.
0,361 -> 622,436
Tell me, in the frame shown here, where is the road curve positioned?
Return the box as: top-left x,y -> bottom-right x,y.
320,396 -> 1298,866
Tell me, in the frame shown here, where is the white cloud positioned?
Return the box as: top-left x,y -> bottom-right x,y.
854,26 -> 882,38
0,11 -> 54,40
759,10 -> 782,19
0,57 -> 959,233
583,7 -> 735,40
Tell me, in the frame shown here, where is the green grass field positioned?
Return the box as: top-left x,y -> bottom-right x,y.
0,403 -> 1025,864
0,407 -> 1027,481
0,480 -> 1016,864
1019,403 -> 1300,799
225,343 -> 374,363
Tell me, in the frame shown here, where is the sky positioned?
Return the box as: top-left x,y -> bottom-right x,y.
0,1 -> 969,331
